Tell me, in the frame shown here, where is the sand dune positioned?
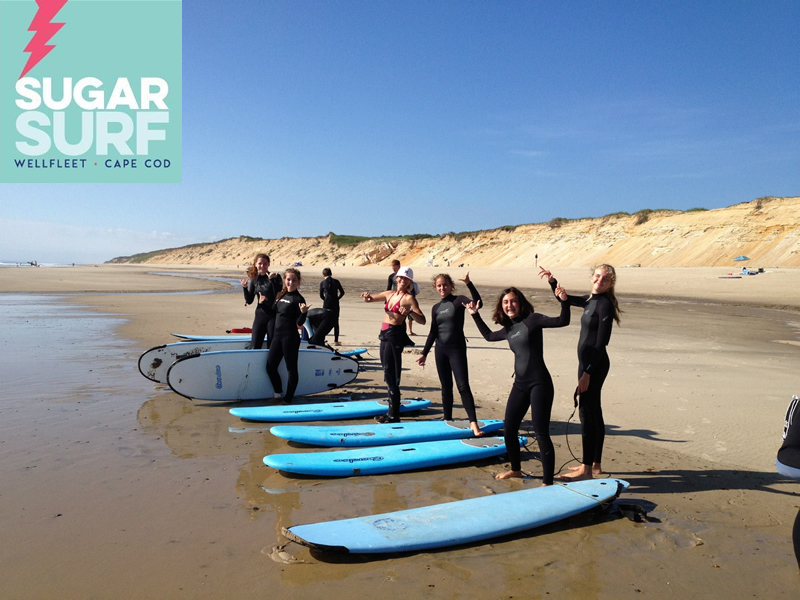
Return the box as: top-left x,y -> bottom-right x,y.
109,196 -> 800,268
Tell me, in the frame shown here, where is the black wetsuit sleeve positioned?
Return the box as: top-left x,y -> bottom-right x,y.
296,294 -> 307,327
549,278 -> 588,308
524,299 -> 571,330
422,304 -> 438,356
386,274 -> 394,291
472,312 -> 508,342
466,281 -> 481,307
581,298 -> 613,373
243,280 -> 256,305
336,280 -> 345,299
319,281 -> 325,302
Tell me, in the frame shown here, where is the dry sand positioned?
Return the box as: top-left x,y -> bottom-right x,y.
1,264 -> 799,598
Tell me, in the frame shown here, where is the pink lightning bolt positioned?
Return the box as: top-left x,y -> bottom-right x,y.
20,0 -> 69,79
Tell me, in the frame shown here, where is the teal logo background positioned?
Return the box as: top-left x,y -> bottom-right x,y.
0,0 -> 182,182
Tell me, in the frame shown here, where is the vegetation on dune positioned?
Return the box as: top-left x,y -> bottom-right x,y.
329,232 -> 436,246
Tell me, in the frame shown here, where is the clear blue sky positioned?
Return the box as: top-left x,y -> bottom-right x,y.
1,0 -> 798,263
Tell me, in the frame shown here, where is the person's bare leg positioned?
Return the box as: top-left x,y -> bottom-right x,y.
470,421 -> 486,437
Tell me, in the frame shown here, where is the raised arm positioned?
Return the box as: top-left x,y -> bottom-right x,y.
466,303 -> 508,342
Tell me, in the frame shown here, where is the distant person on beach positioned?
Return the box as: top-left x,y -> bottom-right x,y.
386,259 -> 401,291
362,266 -> 426,423
417,272 -> 485,436
777,395 -> 800,568
266,268 -> 309,402
540,264 -> 622,481
310,268 -> 345,346
466,280 -> 570,485
241,253 -> 281,349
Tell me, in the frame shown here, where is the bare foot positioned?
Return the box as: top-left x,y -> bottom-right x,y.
495,470 -> 523,480
470,422 -> 486,437
568,463 -> 603,475
557,465 -> 593,481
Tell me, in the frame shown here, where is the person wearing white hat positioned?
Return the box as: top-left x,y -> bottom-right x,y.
361,266 -> 426,423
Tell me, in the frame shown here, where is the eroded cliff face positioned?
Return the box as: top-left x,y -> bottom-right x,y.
111,197 -> 800,268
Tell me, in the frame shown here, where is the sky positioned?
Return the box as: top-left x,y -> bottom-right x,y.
1,0 -> 798,264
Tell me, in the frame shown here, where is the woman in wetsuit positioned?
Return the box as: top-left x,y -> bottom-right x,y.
540,264 -> 622,481
416,272 -> 485,436
361,266 -> 426,423
466,282 -> 569,485
777,395 -> 800,567
241,254 -> 282,349
265,268 -> 309,402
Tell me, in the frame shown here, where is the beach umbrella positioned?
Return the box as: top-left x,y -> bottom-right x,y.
733,255 -> 750,262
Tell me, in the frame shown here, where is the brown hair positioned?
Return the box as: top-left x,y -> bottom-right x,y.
593,264 -> 622,324
432,273 -> 456,292
245,253 -> 270,280
322,268 -> 332,277
491,287 -> 533,327
276,268 -> 302,302
391,259 -> 401,267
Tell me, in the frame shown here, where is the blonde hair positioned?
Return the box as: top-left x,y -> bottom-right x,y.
593,264 -> 622,324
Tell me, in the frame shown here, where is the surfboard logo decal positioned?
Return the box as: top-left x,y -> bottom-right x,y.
215,365 -> 222,389
372,518 -> 408,531
333,456 -> 384,463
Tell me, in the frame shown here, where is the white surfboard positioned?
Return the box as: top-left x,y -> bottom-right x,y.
139,340 -> 366,384
167,348 -> 358,401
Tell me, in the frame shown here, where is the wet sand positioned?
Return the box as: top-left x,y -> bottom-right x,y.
1,265 -> 799,598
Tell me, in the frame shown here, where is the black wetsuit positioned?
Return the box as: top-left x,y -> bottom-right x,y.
472,300 -> 570,484
551,279 -> 615,467
421,282 -> 482,422
310,277 -> 345,345
265,290 -> 307,402
243,274 -> 282,349
777,396 -> 800,566
386,272 -> 397,291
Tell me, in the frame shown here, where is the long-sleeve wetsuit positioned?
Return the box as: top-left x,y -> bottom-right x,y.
421,281 -> 482,421
550,279 -> 614,466
266,290 -> 307,402
472,300 -> 570,484
243,274 -> 282,349
310,277 -> 345,345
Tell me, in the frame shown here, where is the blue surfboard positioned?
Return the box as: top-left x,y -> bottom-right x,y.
230,398 -> 431,423
263,436 -> 524,476
283,479 -> 629,553
270,419 -> 504,447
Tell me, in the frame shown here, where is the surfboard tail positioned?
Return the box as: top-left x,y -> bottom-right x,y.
282,527 -> 349,554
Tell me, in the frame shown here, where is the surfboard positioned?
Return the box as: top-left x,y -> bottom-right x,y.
263,435 -> 524,476
269,419 -> 504,447
229,398 -> 431,422
166,348 -> 358,401
140,341 -> 366,384
173,333 -> 251,341
283,478 -> 629,553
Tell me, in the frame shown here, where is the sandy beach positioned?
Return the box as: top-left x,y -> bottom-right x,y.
1,264 -> 799,598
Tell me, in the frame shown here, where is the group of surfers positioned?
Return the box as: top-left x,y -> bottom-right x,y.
240,253 -> 622,487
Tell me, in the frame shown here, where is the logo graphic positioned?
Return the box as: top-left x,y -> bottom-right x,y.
0,0 -> 182,182
215,365 -> 222,389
